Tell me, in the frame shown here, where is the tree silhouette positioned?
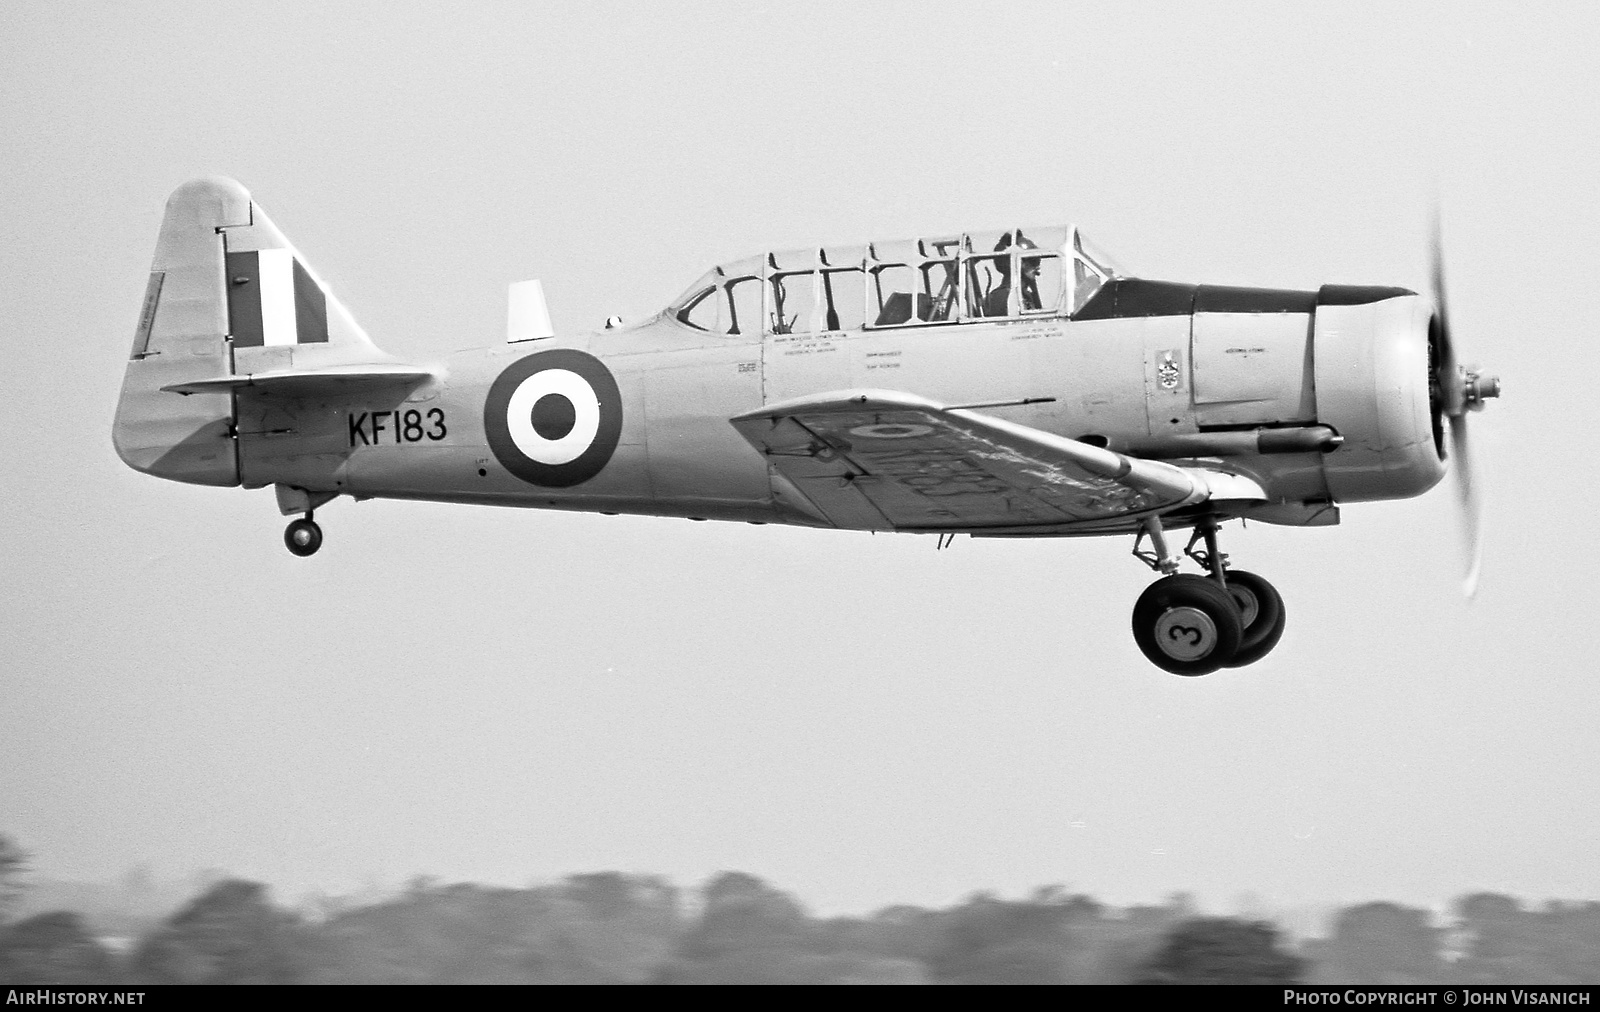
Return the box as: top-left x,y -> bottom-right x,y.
1315,902 -> 1444,984
1451,893 -> 1583,984
1135,917 -> 1305,984
131,879 -> 313,984
0,911 -> 118,984
668,872 -> 829,983
1528,901 -> 1600,984
926,891 -> 1106,984
311,876 -> 678,983
0,835 -> 28,922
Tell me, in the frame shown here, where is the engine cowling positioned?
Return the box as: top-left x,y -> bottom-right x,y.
1313,289 -> 1444,503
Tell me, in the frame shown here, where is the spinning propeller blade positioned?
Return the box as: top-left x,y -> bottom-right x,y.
1449,411 -> 1481,598
1430,211 -> 1462,418
1429,210 -> 1497,598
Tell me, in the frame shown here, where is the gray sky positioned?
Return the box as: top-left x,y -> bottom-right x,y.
2,1 -> 1598,917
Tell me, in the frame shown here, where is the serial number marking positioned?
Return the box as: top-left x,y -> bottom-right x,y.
348,408 -> 447,446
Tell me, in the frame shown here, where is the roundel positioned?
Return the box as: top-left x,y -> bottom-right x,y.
848,422 -> 934,440
484,349 -> 623,487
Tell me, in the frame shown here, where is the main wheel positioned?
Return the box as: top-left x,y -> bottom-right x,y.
1132,574 -> 1243,676
284,517 -> 323,557
1222,570 -> 1286,667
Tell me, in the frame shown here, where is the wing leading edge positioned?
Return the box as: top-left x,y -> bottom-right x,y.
730,390 -> 1263,532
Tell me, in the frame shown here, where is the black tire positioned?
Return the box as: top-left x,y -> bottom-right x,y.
284,518 -> 323,557
1222,570 -> 1286,668
1132,574 -> 1243,676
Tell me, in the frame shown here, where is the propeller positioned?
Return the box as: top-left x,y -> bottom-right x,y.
1428,210 -> 1501,598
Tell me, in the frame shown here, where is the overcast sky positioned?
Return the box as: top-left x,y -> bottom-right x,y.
3,2 -> 1598,918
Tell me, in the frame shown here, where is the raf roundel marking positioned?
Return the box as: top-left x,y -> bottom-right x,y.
848,422 -> 934,440
485,349 -> 622,487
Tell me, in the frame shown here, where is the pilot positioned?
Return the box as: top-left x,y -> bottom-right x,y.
983,232 -> 1042,317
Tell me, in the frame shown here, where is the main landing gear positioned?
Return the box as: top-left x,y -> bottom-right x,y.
284,512 -> 323,557
1130,516 -> 1286,675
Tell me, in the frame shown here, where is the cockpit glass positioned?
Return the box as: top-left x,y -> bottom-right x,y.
678,282 -> 724,332
667,226 -> 1123,332
1075,232 -> 1122,279
671,268 -> 721,315
1070,230 -> 1120,316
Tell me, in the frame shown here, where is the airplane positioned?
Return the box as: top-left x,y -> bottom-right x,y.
113,178 -> 1500,676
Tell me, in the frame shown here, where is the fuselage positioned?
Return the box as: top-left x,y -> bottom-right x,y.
238,278 -> 1444,533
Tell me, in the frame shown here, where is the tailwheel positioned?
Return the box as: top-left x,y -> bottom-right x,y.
1132,574 -> 1243,676
284,515 -> 323,557
1221,570 -> 1286,668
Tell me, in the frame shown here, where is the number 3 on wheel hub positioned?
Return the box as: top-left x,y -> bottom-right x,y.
1153,606 -> 1220,661
1132,575 -> 1244,676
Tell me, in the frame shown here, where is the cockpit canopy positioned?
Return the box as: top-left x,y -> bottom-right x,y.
670,226 -> 1116,336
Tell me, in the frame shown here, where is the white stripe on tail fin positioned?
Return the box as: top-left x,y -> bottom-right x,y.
215,186 -> 390,365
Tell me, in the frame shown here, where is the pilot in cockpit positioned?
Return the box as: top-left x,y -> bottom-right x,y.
983,232 -> 1042,317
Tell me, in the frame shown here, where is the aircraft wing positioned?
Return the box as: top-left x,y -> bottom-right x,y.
730,390 -> 1263,531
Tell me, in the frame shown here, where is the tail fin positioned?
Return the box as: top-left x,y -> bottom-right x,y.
113,177 -> 396,486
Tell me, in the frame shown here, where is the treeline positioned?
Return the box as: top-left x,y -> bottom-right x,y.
5,868 -> 1600,984
2,873 -> 1301,984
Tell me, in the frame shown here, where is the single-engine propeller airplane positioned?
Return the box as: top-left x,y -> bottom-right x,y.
114,178 -> 1500,675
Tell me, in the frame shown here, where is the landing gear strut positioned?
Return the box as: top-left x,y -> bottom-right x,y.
284,512 -> 323,557
1130,516 -> 1286,675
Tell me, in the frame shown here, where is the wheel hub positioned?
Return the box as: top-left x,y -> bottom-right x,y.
1229,585 -> 1260,628
1153,606 -> 1218,661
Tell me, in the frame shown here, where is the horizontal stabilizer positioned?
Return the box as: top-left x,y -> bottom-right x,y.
163,363 -> 435,395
